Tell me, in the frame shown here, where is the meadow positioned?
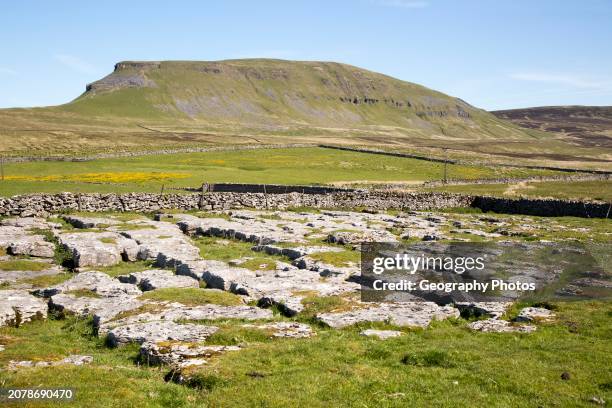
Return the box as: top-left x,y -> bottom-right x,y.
0,147 -> 564,197
0,301 -> 610,407
425,180 -> 612,202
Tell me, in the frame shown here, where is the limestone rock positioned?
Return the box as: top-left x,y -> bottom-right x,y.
176,260 -> 255,290
317,302 -> 459,328
514,307 -> 555,322
38,271 -> 141,297
360,329 -> 403,340
107,320 -> 218,347
59,231 -> 139,267
0,290 -> 48,327
119,269 -> 199,291
49,293 -> 143,322
454,302 -> 512,319
118,222 -> 200,267
467,318 -> 536,333
8,235 -> 55,258
62,215 -> 121,229
140,341 -> 240,367
242,322 -> 315,338
8,355 -> 93,370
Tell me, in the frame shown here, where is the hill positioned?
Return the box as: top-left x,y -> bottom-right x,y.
0,59 -> 609,170
492,106 -> 612,148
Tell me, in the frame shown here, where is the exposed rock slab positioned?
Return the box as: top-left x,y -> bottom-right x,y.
176,260 -> 255,290
119,269 -> 199,291
514,307 -> 555,322
317,302 -> 459,328
0,290 -> 48,327
49,293 -> 143,322
8,355 -> 93,370
62,215 -> 122,229
360,329 -> 403,340
140,341 -> 240,367
467,318 -> 536,333
118,221 -> 200,267
242,322 -> 314,338
58,231 -> 139,267
107,320 -> 218,347
37,271 -> 141,297
98,302 -> 272,334
454,302 -> 512,319
8,235 -> 55,258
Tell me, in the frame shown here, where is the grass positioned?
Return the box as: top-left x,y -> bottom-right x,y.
138,288 -> 244,307
0,147 -> 567,197
16,272 -> 73,288
425,179 -> 612,202
233,256 -> 281,271
0,259 -> 50,271
0,317 -> 207,407
84,260 -> 156,278
308,249 -> 360,267
2,301 -> 609,406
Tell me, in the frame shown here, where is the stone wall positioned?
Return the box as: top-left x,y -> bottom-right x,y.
0,191 -> 609,218
0,192 -> 471,217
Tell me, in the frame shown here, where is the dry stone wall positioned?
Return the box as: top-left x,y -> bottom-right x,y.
0,191 -> 609,218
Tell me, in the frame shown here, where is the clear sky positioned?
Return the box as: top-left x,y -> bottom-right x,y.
1,0 -> 611,110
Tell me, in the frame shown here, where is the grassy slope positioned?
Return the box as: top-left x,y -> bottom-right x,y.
3,59 -> 607,170
0,147 -> 565,197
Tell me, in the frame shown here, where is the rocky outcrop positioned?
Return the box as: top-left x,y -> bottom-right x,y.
58,232 -> 139,267
119,269 -> 199,291
8,355 -> 93,370
514,307 -> 555,322
467,318 -> 536,333
0,290 -> 48,327
107,321 -> 218,347
317,302 -> 459,329
140,342 -> 240,368
37,271 -> 141,298
360,329 -> 403,339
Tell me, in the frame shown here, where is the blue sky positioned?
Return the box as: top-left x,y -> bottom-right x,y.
1,0 -> 611,110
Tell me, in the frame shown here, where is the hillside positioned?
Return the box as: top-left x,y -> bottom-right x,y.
492,106 -> 612,148
0,59 -> 609,170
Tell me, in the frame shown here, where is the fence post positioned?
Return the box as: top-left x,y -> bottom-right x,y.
199,183 -> 206,209
0,155 -> 4,181
263,184 -> 269,210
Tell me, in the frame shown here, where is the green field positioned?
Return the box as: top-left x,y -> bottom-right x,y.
1,301 -> 610,407
0,147 -> 564,197
425,179 -> 612,202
